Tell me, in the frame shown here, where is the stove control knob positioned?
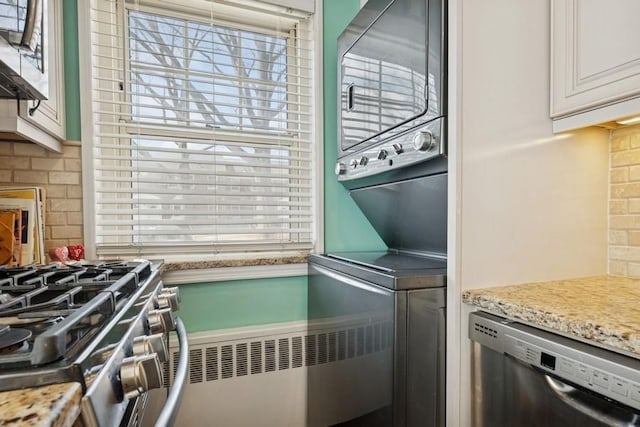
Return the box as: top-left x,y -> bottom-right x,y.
120,353 -> 163,400
412,130 -> 435,152
161,286 -> 181,300
158,287 -> 181,312
148,308 -> 175,334
335,162 -> 346,176
133,333 -> 168,363
359,156 -> 368,166
392,143 -> 404,155
377,149 -> 388,160
349,159 -> 358,169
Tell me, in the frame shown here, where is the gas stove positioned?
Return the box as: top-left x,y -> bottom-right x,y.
0,259 -> 184,427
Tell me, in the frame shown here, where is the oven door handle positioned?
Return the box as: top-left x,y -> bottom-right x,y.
544,375 -> 637,426
155,317 -> 189,427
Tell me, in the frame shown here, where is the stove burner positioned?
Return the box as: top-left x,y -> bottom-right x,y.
0,340 -> 28,355
0,259 -> 154,368
0,324 -> 32,354
0,316 -> 64,334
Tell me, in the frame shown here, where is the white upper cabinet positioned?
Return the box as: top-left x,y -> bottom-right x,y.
551,0 -> 640,132
0,0 -> 65,152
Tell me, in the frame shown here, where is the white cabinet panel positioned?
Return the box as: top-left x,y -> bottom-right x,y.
551,0 -> 640,131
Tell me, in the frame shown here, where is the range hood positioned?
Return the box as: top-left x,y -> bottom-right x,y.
0,0 -> 48,100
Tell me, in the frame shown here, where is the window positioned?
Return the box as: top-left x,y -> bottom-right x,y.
81,0 -> 317,261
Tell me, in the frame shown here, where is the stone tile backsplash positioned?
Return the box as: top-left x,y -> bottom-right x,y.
0,142 -> 83,260
609,124 -> 640,277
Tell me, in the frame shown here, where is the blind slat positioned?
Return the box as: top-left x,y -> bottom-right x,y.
97,227 -> 312,237
94,180 -> 312,190
96,198 -> 312,207
97,209 -> 313,216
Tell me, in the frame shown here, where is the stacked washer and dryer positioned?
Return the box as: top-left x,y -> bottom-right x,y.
307,0 -> 447,425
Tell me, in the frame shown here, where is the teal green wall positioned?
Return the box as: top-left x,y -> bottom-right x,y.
177,276 -> 307,333
62,0 -> 81,141
322,0 -> 387,252
60,0 -> 384,333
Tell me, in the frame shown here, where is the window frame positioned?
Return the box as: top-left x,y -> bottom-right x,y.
78,0 -> 323,281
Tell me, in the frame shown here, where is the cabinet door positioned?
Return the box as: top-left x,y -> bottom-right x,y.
551,0 -> 640,118
21,0 -> 65,140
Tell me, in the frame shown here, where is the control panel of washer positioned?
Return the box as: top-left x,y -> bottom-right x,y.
335,117 -> 446,181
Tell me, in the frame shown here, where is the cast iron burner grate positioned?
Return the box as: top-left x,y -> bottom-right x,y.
0,260 -> 152,368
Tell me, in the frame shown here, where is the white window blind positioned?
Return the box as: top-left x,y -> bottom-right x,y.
85,0 -> 315,260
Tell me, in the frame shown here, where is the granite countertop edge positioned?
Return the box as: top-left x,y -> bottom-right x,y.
163,255 -> 309,271
0,382 -> 82,426
462,275 -> 640,357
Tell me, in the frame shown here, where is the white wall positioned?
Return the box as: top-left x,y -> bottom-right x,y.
446,0 -> 610,425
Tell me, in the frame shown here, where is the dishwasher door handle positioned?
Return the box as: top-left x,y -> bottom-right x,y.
155,317 -> 189,427
544,375 -> 637,427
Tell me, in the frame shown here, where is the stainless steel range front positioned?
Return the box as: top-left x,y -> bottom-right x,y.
0,260 -> 188,427
308,0 -> 447,425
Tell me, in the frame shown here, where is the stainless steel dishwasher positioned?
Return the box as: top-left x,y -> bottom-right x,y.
469,311 -> 640,426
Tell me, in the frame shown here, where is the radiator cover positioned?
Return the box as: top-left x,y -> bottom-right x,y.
143,318 -> 393,426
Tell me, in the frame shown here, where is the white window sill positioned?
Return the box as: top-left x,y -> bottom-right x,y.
161,256 -> 309,285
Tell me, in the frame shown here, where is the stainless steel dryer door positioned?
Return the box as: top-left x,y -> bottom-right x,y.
337,0 -> 445,156
339,0 -> 428,152
307,262 -> 397,427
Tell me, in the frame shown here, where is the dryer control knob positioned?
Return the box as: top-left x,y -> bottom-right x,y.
335,162 -> 347,175
412,131 -> 435,151
392,143 -> 403,154
349,159 -> 358,169
377,149 -> 388,160
359,156 -> 369,166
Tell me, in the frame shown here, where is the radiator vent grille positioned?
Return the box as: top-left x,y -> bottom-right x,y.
305,335 -> 316,366
161,360 -> 170,387
292,336 -> 303,368
278,338 -> 289,370
172,351 -> 178,381
206,347 -> 218,381
221,345 -> 233,379
328,332 -> 336,363
265,340 -> 276,372
318,333 -> 328,364
190,349 -> 203,383
250,341 -> 262,375
165,320 -> 392,386
337,330 -> 346,361
236,343 -> 248,377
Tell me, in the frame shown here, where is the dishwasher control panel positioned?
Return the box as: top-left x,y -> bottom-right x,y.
470,311 -> 640,411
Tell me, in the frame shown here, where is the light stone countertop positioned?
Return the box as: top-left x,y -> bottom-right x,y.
0,382 -> 82,426
163,255 -> 308,271
462,275 -> 640,357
